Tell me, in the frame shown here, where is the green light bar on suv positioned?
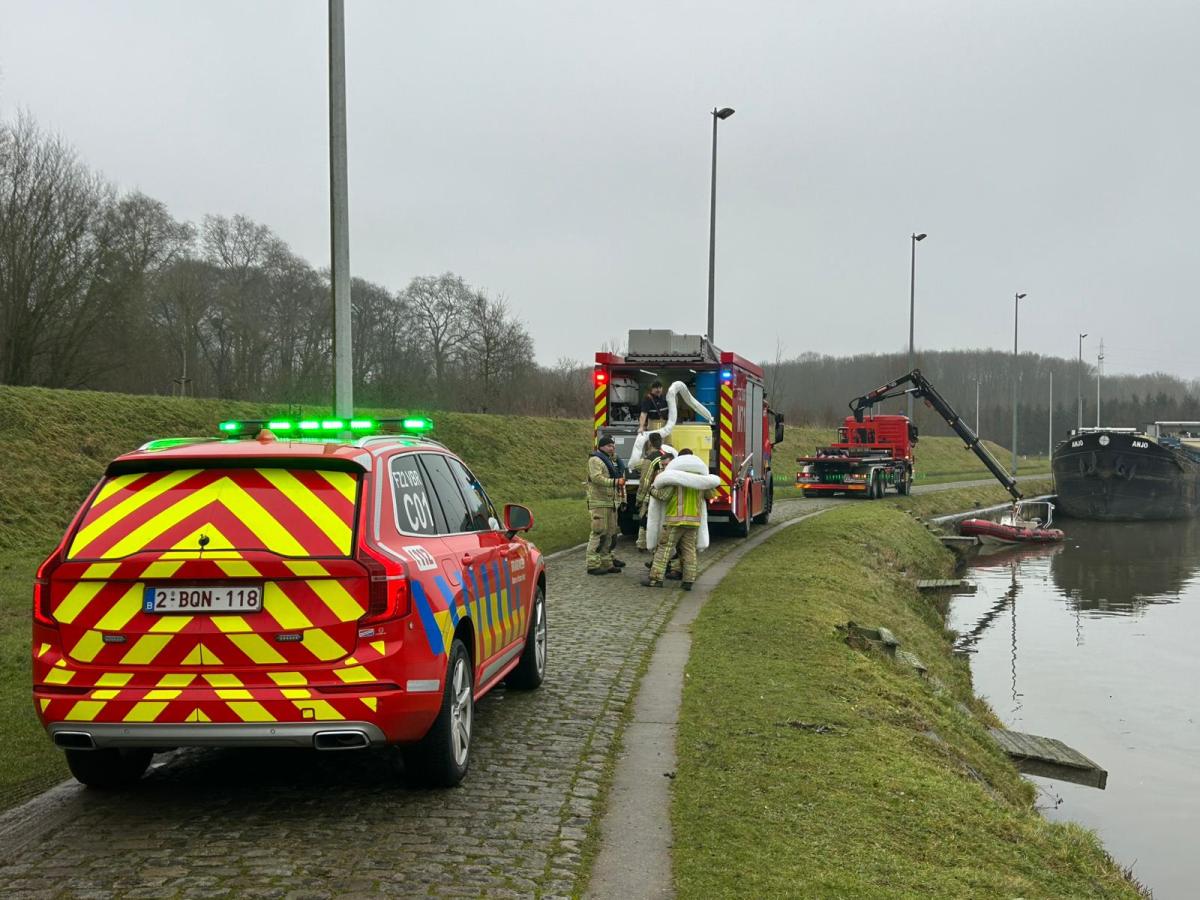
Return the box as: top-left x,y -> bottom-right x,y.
216,417 -> 435,437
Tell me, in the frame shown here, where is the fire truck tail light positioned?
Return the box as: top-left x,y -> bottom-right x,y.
594,370 -> 608,386
357,545 -> 411,625
720,369 -> 733,381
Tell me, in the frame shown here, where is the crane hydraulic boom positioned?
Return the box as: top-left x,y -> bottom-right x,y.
849,369 -> 1022,502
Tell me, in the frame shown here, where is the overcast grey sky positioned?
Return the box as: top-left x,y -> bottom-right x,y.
3,1 -> 1198,377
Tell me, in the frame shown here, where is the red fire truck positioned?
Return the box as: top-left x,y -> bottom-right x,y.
593,330 -> 784,537
796,368 -> 1020,501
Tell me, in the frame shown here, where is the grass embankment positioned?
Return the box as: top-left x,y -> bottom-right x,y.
673,499 -> 1140,899
774,425 -> 1051,500
0,385 -> 594,811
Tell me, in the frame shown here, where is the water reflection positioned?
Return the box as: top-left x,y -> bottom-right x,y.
1051,518 -> 1200,613
952,521 -> 1200,898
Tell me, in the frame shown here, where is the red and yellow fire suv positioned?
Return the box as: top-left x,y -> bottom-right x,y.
593,330 -> 784,537
32,417 -> 546,788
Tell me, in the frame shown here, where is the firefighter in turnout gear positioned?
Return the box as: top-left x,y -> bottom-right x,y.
641,450 -> 721,590
635,433 -> 666,551
586,434 -> 626,575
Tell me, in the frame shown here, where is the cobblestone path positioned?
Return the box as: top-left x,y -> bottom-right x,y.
0,500 -> 828,900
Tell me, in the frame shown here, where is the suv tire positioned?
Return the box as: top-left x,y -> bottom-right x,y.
403,638 -> 473,787
508,586 -> 546,690
65,748 -> 153,789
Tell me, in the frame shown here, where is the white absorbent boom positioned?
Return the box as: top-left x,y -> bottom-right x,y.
627,380 -> 715,468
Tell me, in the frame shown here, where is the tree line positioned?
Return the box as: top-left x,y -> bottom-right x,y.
0,112 -> 591,417
764,348 -> 1200,454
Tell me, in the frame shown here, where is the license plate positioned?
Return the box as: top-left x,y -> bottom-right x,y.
143,584 -> 264,614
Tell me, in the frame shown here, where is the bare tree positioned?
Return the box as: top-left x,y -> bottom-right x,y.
461,291 -> 534,412
405,273 -> 471,403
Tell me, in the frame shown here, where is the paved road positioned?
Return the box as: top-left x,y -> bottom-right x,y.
0,477 -> 1036,898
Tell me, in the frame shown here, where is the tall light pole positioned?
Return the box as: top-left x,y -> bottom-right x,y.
907,232 -> 927,419
706,106 -> 735,344
1077,332 -> 1088,429
1097,339 -> 1104,426
1048,370 -> 1053,456
1011,292 -> 1027,475
329,0 -> 353,418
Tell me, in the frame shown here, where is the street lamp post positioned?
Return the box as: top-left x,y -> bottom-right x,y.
1077,332 -> 1088,429
706,106 -> 735,344
907,232 -> 927,419
329,0 -> 353,419
1011,292 -> 1027,475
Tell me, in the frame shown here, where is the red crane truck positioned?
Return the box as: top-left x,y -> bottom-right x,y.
593,330 -> 784,537
796,368 -> 1020,501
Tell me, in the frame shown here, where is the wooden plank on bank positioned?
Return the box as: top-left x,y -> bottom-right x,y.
989,727 -> 1108,789
916,579 -> 974,591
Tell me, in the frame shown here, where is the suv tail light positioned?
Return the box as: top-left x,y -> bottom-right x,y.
357,543 -> 411,625
33,549 -> 63,628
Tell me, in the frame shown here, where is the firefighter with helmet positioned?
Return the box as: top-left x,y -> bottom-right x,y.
586,433 -> 627,575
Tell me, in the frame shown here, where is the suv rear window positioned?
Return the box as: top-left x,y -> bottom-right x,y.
67,467 -> 359,559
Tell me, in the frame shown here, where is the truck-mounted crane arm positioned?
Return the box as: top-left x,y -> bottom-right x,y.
849,369 -> 1022,501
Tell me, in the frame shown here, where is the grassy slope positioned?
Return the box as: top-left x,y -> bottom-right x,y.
0,385 -> 594,555
673,498 -> 1137,899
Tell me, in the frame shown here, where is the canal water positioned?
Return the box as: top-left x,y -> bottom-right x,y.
950,518 -> 1200,899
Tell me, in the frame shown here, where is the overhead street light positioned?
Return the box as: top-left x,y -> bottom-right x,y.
907,232 -> 927,419
1011,292 -> 1027,475
706,106 -> 735,343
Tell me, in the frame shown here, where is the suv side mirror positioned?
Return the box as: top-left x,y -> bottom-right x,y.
503,503 -> 534,538
774,413 -> 785,445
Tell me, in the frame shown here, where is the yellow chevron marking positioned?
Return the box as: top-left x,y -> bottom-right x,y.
185,708 -> 212,723
65,700 -> 106,721
157,673 -> 195,687
720,446 -> 734,464
594,385 -> 607,399
140,561 -> 185,579
308,579 -> 363,622
259,468 -> 352,551
281,688 -> 311,699
228,701 -> 274,722
71,468 -> 199,556
150,615 -> 192,633
94,584 -> 143,632
55,581 -> 106,625
301,628 -> 346,661
293,699 -> 344,720
213,615 -> 251,634
594,397 -> 606,415
315,469 -> 357,503
37,642 -> 51,657
264,585 -> 313,630
370,640 -> 385,655
121,634 -> 172,665
268,671 -> 307,686
92,689 -> 120,700
203,673 -> 243,688
83,562 -> 120,579
145,689 -> 181,701
217,560 -> 261,578
180,645 -> 203,666
361,697 -> 378,712
39,699 -> 49,713
98,672 -> 134,687
70,631 -> 105,664
95,473 -> 142,506
103,477 -> 311,559
216,688 -> 254,700
284,560 -> 327,577
172,525 -> 236,550
125,702 -> 169,722
226,633 -> 286,665
334,666 -> 374,684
